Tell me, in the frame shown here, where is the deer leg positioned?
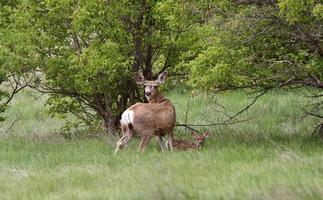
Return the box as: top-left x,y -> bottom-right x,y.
115,133 -> 133,155
138,135 -> 152,152
165,140 -> 170,150
156,135 -> 166,152
167,131 -> 174,151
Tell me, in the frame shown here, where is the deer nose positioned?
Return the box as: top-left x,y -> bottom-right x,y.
145,91 -> 151,96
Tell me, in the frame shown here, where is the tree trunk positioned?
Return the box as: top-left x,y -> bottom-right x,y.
93,94 -> 117,135
143,43 -> 153,79
101,115 -> 117,135
319,123 -> 323,139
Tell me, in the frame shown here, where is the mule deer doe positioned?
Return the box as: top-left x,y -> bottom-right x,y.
167,130 -> 210,150
115,72 -> 176,154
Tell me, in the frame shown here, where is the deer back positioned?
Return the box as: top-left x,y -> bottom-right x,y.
126,101 -> 176,135
172,139 -> 197,150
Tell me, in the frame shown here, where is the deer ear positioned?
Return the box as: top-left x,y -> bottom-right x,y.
134,73 -> 146,85
156,71 -> 168,84
203,130 -> 211,138
191,131 -> 199,137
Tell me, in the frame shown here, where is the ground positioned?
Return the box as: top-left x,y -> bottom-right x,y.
0,89 -> 322,199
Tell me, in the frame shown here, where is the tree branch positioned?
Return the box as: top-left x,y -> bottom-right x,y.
175,89 -> 268,131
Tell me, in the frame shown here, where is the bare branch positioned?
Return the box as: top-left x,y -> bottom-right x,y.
0,114 -> 22,134
224,88 -> 269,122
303,111 -> 323,119
71,32 -> 82,56
0,74 -> 28,110
175,111 -> 261,128
175,89 -> 268,131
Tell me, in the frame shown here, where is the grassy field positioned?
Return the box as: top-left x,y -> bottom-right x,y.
0,89 -> 322,199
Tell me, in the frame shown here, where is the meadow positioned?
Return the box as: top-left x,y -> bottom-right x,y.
0,89 -> 322,200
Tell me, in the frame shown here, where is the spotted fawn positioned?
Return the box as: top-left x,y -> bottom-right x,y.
167,130 -> 210,150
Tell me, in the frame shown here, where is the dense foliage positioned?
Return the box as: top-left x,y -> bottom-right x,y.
0,0 -> 322,134
0,0 -> 212,133
188,0 -> 323,90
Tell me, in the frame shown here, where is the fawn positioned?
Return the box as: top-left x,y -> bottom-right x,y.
167,130 -> 211,150
115,72 -> 176,154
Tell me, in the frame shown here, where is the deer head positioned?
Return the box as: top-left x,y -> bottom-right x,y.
191,130 -> 210,147
134,72 -> 168,102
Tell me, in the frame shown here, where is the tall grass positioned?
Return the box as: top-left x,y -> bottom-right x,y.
0,89 -> 322,199
0,90 -> 64,140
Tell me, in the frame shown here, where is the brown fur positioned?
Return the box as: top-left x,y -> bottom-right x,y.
115,72 -> 176,153
172,139 -> 198,150
169,131 -> 210,150
130,100 -> 176,136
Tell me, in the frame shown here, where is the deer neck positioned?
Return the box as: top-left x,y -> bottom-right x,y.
147,88 -> 166,103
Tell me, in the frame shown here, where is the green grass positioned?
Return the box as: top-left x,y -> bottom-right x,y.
0,90 -> 64,140
0,89 -> 322,199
